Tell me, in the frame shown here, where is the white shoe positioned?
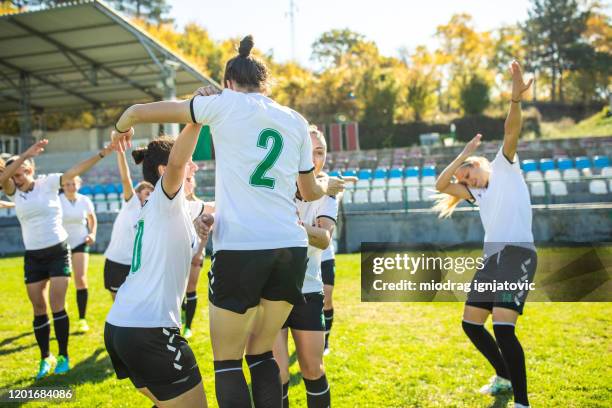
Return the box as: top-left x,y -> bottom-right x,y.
479,375 -> 512,395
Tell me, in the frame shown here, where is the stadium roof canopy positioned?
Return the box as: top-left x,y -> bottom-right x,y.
0,0 -> 219,117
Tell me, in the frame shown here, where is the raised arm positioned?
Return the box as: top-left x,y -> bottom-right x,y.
0,139 -> 48,195
503,60 -> 533,161
63,144 -> 115,181
115,147 -> 135,202
435,134 -> 482,200
162,123 -> 203,198
297,173 -> 345,202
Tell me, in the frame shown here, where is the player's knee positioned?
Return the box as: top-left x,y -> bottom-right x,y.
31,302 -> 47,315
300,360 -> 324,380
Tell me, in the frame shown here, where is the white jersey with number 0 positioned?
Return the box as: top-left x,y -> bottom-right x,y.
104,194 -> 142,266
60,193 -> 94,249
106,179 -> 198,328
8,173 -> 68,250
191,89 -> 314,252
295,195 -> 338,294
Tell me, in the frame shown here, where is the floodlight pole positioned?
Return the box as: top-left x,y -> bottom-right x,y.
162,61 -> 179,137
19,71 -> 33,149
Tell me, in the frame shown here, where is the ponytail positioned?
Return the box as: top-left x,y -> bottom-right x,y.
131,148 -> 146,165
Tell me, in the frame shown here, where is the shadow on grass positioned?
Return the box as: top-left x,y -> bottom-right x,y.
0,332 -> 37,357
0,332 -> 30,348
0,347 -> 113,407
487,394 -> 512,408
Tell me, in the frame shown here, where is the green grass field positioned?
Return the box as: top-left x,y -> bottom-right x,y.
0,254 -> 610,407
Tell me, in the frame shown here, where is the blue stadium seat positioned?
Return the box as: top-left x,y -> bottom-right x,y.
389,168 -> 403,179
404,167 -> 419,178
93,184 -> 106,195
116,183 -> 123,194
557,158 -> 573,170
328,170 -> 340,177
358,169 -> 373,180
343,169 -> 357,178
105,184 -> 118,194
575,156 -> 592,170
421,166 -> 436,177
539,159 -> 555,171
374,168 -> 388,179
593,156 -> 610,169
79,185 -> 92,195
521,160 -> 538,172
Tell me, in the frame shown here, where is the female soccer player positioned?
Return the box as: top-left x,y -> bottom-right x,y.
105,125 -> 212,408
60,176 -> 96,332
181,173 -> 212,339
1,139 -> 114,379
433,61 -> 536,408
273,126 -> 338,408
111,35 -> 344,408
103,147 -> 153,300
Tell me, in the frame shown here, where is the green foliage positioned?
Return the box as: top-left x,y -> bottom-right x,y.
311,28 -> 366,68
459,75 -> 490,115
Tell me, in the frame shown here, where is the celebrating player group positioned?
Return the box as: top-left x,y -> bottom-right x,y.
0,33 -> 537,408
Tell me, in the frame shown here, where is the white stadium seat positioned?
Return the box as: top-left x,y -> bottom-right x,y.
94,201 -> 108,213
562,168 -> 580,181
550,181 -> 567,196
404,176 -> 420,186
341,191 -> 353,204
525,171 -> 543,182
544,170 -> 562,181
387,188 -> 403,202
589,180 -> 608,195
406,187 -> 420,202
601,167 -> 612,177
108,201 -> 121,212
421,187 -> 436,201
370,189 -> 386,203
107,192 -> 120,201
388,178 -> 403,187
530,182 -> 546,197
356,179 -> 370,189
94,193 -> 106,201
420,176 -> 436,186
353,189 -> 369,203
371,179 -> 386,188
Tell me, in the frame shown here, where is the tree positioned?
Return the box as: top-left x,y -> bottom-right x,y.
460,75 -> 490,115
311,29 -> 366,68
109,0 -> 172,25
400,46 -> 440,121
523,0 -> 590,102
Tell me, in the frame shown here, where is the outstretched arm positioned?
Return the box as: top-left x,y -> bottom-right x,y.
63,143 -> 115,181
435,134 -> 481,200
114,145 -> 135,202
0,139 -> 48,195
503,60 -> 533,161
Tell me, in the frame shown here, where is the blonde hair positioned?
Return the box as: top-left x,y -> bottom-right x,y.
308,125 -> 327,149
432,156 -> 490,218
135,181 -> 154,194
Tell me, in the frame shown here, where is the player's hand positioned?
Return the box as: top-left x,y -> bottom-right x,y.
194,213 -> 214,242
111,128 -> 134,153
326,176 -> 345,196
101,142 -> 116,157
24,139 -> 49,159
461,134 -> 482,158
194,85 -> 220,97
510,60 -> 533,102
85,234 -> 95,245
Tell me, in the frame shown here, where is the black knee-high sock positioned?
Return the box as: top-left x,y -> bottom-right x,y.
52,310 -> 69,358
246,351 -> 281,408
213,359 -> 250,408
282,381 -> 289,408
76,288 -> 88,320
324,309 -> 334,347
184,291 -> 197,329
304,375 -> 330,408
494,323 -> 528,406
462,320 -> 509,379
33,315 -> 50,359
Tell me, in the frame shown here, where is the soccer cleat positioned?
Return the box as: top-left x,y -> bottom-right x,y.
183,327 -> 193,339
35,355 -> 56,380
479,375 -> 512,395
54,355 -> 70,375
77,319 -> 89,333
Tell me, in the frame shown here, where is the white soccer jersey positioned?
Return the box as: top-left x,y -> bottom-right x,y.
106,179 -> 198,328
468,147 -> 535,258
104,194 -> 142,266
8,173 -> 68,250
295,195 -> 338,294
191,90 -> 314,252
60,193 -> 94,249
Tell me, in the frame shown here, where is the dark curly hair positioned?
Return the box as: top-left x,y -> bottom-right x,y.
131,136 -> 174,185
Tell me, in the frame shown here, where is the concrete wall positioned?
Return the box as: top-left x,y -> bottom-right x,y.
1,205 -> 610,257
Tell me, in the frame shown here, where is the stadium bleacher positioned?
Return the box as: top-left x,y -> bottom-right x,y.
1,136 -> 610,216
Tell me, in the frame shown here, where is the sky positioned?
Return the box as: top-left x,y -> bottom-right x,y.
170,0 -> 532,68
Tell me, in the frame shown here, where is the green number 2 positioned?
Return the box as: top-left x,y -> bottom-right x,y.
131,219 -> 144,273
250,129 -> 284,189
